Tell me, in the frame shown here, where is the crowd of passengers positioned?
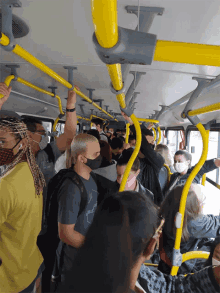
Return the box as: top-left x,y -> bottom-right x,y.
1,82 -> 220,293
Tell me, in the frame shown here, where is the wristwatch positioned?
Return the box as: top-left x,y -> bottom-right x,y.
66,107 -> 76,112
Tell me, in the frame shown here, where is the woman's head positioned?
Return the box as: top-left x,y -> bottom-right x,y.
160,184 -> 201,242
116,148 -> 140,189
0,117 -> 45,195
155,144 -> 173,166
99,140 -> 112,167
66,191 -> 159,293
174,150 -> 192,174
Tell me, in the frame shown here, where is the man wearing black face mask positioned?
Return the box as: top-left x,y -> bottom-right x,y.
55,133 -> 102,285
121,112 -> 164,206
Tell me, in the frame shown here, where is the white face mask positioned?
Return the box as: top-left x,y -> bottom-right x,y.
212,258 -> 220,266
174,162 -> 188,173
91,126 -> 97,130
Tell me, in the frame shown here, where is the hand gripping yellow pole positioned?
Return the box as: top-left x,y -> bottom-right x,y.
125,123 -> 130,144
91,0 -> 142,192
171,123 -> 209,276
0,75 -> 15,99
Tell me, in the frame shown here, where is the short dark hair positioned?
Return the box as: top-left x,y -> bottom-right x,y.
22,116 -> 42,133
91,118 -> 104,130
87,129 -> 100,141
141,128 -> 153,137
175,150 -> 192,167
129,135 -> 136,142
117,148 -> 140,172
110,137 -> 124,150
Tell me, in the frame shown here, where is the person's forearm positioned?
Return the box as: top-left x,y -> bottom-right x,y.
61,229 -> 85,249
64,103 -> 77,141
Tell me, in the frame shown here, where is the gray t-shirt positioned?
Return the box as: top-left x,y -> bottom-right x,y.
57,174 -> 98,273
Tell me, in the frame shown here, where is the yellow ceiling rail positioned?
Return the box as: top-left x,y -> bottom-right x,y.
77,115 -> 90,121
0,75 -> 15,99
138,118 -> 159,124
154,40 -> 220,67
0,33 -> 114,120
188,102 -> 220,117
171,123 -> 209,276
152,127 -> 157,141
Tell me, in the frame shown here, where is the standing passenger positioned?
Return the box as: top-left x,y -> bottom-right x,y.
0,117 -> 45,293
121,111 -> 165,205
91,118 -> 108,142
55,134 -> 102,285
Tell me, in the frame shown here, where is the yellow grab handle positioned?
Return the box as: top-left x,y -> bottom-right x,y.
152,127 -> 157,141
171,123 -> 209,276
119,115 -> 141,192
0,75 -> 15,99
157,126 -> 162,145
125,123 -> 130,144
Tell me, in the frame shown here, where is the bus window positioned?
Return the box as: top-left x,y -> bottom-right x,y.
167,130 -> 182,158
188,130 -> 220,215
42,121 -> 52,143
54,122 -> 65,137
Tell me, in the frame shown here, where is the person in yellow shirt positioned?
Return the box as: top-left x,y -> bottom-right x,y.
0,116 -> 45,293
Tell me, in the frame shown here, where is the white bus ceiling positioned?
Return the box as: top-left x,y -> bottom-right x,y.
1,0 -> 220,127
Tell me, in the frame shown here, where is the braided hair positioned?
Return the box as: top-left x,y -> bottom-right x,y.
0,117 -> 45,196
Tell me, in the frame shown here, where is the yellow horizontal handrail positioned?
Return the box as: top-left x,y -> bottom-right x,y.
157,126 -> 161,145
0,33 -> 114,120
171,123 -> 209,276
154,40 -> 220,66
182,251 -> 210,263
77,115 -> 90,121
17,77 -> 54,97
90,114 -> 106,121
188,102 -> 220,117
138,118 -> 159,124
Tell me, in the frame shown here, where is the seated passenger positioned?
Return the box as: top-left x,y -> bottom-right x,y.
93,140 -> 117,182
122,111 -> 165,206
164,150 -> 220,195
155,144 -> 175,193
110,137 -> 124,161
91,118 -> 108,142
158,184 -> 220,275
56,191 -> 220,293
116,148 -> 154,202
0,117 -> 45,293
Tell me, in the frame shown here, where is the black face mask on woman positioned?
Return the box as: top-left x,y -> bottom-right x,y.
83,154 -> 102,170
0,139 -> 22,166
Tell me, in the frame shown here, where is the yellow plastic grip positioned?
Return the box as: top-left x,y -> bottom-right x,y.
157,126 -> 161,145
152,127 -> 157,141
171,122 -> 209,276
119,114 -> 142,192
188,102 -> 220,117
0,75 -> 15,99
125,123 -> 130,144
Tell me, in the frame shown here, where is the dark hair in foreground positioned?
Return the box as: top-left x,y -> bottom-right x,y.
91,118 -> 104,129
160,185 -> 201,242
58,191 -> 159,293
22,116 -> 42,133
87,129 -> 100,141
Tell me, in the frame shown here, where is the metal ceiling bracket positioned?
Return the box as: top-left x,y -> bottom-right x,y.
120,105 -> 133,118
63,66 -> 77,90
93,99 -> 104,109
110,81 -> 126,95
181,77 -> 211,118
129,92 -> 140,107
105,105 -> 109,112
125,6 -> 164,33
5,64 -> 19,80
78,104 -> 85,115
48,86 -> 57,97
186,114 -> 200,126
205,119 -> 216,131
93,26 -> 157,65
125,71 -> 146,104
0,0 -> 22,51
87,88 -> 95,102
156,105 -> 169,120
90,109 -> 94,115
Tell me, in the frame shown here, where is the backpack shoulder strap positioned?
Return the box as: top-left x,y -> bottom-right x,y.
62,169 -> 88,217
44,144 -> 55,163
